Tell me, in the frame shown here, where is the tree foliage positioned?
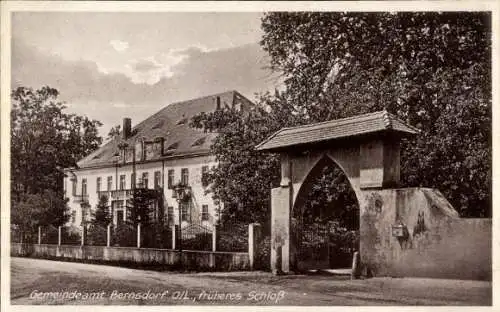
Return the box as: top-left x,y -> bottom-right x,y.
126,188 -> 161,226
107,125 -> 121,140
192,11 -> 491,224
92,195 -> 112,227
261,12 -> 491,218
191,102 -> 283,224
11,86 -> 103,228
11,190 -> 70,235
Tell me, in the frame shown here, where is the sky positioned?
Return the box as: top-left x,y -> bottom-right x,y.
11,12 -> 279,137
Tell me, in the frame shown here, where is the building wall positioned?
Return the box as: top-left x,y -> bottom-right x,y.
360,188 -> 491,280
64,155 -> 218,228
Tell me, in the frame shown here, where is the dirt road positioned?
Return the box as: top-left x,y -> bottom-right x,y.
10,257 -> 491,305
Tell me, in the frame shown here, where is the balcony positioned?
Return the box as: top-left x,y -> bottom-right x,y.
73,194 -> 89,203
110,189 -> 134,199
97,188 -> 139,200
96,181 -> 162,201
97,190 -> 111,200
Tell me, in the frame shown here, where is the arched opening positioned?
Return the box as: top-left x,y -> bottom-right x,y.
291,155 -> 360,272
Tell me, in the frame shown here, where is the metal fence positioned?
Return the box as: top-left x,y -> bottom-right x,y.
11,221 -> 253,253
61,226 -> 81,245
111,223 -> 137,247
41,225 -> 59,244
10,226 -> 28,243
218,221 -> 248,252
181,222 -> 212,251
294,221 -> 359,269
141,223 -> 172,249
86,224 -> 108,246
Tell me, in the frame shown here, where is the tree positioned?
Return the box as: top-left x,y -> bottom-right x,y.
11,190 -> 70,240
11,86 -> 103,226
191,95 -> 360,227
126,188 -> 160,226
107,125 -> 121,140
260,12 -> 491,217
191,101 -> 284,224
86,196 -> 110,246
193,12 -> 491,225
92,195 -> 112,226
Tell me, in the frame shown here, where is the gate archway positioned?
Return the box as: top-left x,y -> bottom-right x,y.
256,110 -> 419,275
291,155 -> 360,271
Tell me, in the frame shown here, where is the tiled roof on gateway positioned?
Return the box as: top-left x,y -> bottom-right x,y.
77,90 -> 253,169
256,110 -> 420,152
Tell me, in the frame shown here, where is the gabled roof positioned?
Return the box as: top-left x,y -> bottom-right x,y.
256,110 -> 420,152
77,90 -> 253,169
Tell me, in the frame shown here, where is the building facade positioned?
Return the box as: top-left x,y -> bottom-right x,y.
63,91 -> 254,229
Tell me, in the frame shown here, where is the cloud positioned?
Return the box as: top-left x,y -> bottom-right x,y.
109,39 -> 129,52
123,50 -> 190,84
11,38 -> 280,136
131,59 -> 162,72
117,46 -> 210,85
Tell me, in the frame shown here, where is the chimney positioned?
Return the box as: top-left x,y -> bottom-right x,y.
122,118 -> 132,140
216,96 -> 221,110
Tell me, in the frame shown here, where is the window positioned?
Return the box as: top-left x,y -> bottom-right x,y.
167,170 -> 174,189
81,178 -> 87,195
201,205 -> 209,221
107,176 -> 112,191
117,210 -> 124,225
96,177 -> 101,193
167,206 -> 174,223
113,200 -> 125,224
201,166 -> 209,187
154,171 -> 161,188
72,178 -> 77,196
117,200 -> 124,209
152,120 -> 164,129
192,137 -> 206,147
181,168 -> 189,185
142,172 -> 149,189
181,202 -> 189,222
130,173 -> 136,189
176,118 -> 188,125
119,175 -> 126,190
166,142 -> 179,151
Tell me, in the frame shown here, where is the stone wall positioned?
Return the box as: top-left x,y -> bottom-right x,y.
360,188 -> 491,280
11,244 -> 250,271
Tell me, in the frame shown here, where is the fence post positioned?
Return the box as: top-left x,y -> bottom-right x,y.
58,226 -> 62,246
248,223 -> 261,270
212,225 -> 218,252
107,224 -> 111,247
172,225 -> 178,250
81,224 -> 85,246
38,226 -> 41,245
137,223 -> 141,248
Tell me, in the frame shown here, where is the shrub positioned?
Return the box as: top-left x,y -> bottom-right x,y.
87,224 -> 107,246
61,226 -> 81,245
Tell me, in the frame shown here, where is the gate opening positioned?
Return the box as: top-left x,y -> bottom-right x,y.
291,156 -> 359,272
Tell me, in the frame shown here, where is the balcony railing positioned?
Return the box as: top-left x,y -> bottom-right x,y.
96,184 -> 163,201
111,189 -> 134,199
97,189 -> 137,200
73,194 -> 89,203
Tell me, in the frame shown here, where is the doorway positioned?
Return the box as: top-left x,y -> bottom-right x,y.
291,156 -> 359,272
